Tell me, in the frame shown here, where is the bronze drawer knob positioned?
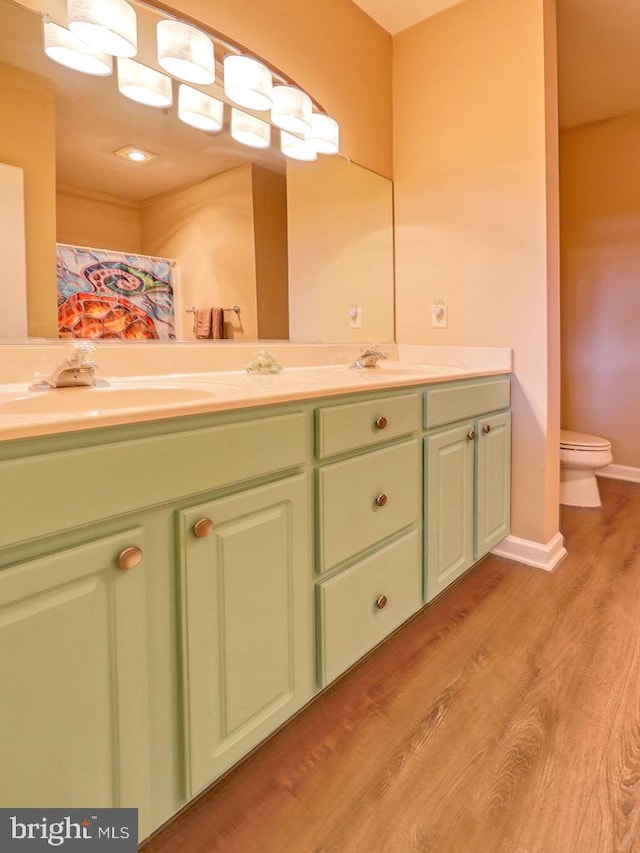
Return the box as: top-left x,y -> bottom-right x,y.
482,424 -> 492,434
193,518 -> 214,538
467,430 -> 476,442
117,546 -> 143,570
375,493 -> 388,507
375,416 -> 388,430
376,595 -> 388,610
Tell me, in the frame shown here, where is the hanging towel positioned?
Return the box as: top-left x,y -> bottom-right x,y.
194,308 -> 212,339
211,307 -> 225,339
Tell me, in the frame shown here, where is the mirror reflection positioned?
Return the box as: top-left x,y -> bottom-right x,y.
0,0 -> 394,342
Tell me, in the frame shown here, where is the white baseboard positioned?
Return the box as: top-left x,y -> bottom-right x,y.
491,531 -> 567,573
597,464 -> 640,484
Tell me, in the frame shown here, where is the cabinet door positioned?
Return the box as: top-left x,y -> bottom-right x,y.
0,529 -> 151,833
424,422 -> 475,601
475,410 -> 511,558
178,475 -> 313,797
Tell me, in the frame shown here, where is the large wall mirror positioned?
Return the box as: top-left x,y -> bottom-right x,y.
0,0 -> 394,343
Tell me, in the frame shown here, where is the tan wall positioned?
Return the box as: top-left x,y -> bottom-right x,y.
287,157 -> 395,344
0,61 -> 57,337
560,111 -> 640,468
56,186 -> 143,255
142,166 -> 258,340
393,0 -> 561,546
251,166 -> 289,340
160,0 -> 392,178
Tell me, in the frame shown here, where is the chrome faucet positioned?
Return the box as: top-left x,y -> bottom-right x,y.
350,346 -> 388,369
30,341 -> 100,391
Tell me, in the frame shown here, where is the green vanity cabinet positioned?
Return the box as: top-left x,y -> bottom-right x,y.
424,377 -> 511,601
177,474 -> 314,797
0,373 -> 511,841
0,526 -> 152,835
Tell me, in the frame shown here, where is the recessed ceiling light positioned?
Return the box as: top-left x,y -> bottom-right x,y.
114,145 -> 159,163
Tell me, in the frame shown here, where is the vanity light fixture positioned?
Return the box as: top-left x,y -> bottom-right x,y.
230,108 -> 270,149
114,145 -> 158,163
156,20 -> 215,85
44,3 -> 341,158
224,54 -> 272,111
271,85 -> 312,135
117,57 -> 173,107
67,0 -> 137,58
307,113 -> 340,155
178,84 -> 223,132
280,130 -> 317,162
43,18 -> 113,76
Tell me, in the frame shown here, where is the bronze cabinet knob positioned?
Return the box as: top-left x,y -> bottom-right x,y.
375,493 -> 388,507
375,416 -> 388,430
482,424 -> 491,434
193,518 -> 214,538
467,430 -> 476,442
375,595 -> 388,610
117,546 -> 143,570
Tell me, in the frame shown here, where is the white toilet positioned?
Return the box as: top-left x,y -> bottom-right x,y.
560,430 -> 613,507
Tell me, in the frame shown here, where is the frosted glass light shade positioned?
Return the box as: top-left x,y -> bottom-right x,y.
307,113 -> 340,155
224,55 -> 272,111
117,58 -> 172,107
178,84 -> 223,131
157,20 -> 215,85
43,19 -> 113,76
271,85 -> 312,134
67,0 -> 137,58
230,108 -> 270,149
280,131 -> 317,162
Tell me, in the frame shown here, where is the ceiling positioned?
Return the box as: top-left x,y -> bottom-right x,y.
352,0 -> 640,128
350,0 -> 465,35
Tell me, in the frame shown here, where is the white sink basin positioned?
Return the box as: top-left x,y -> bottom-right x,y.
0,385 -> 218,415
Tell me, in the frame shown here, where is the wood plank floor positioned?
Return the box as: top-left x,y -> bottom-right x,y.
141,477 -> 640,853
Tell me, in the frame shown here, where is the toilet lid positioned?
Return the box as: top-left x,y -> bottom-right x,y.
560,429 -> 611,450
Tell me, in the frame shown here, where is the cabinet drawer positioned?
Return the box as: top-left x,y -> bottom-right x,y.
0,410 -> 308,550
316,393 -> 420,459
316,530 -> 422,686
317,439 -> 421,573
424,376 -> 510,429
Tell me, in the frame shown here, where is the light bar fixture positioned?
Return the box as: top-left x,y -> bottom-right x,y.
178,84 -> 223,132
271,85 -> 312,135
67,0 -> 137,58
157,20 -> 215,85
231,108 -> 271,149
117,58 -> 172,107
224,54 -> 272,111
45,5 -> 340,159
43,18 -> 113,76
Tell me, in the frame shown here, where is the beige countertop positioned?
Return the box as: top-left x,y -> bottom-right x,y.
0,361 -> 510,442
